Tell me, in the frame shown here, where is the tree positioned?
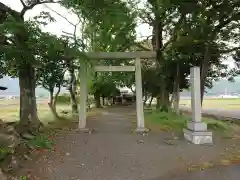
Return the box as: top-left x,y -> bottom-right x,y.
0,0 -> 62,135
63,0 -> 138,108
172,0 -> 240,103
36,33 -> 69,118
133,0 -> 240,111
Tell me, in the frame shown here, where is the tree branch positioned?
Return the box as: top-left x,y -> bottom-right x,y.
213,11 -> 240,34
220,46 -> 240,54
135,42 -> 151,51
20,0 -> 27,8
20,0 -> 62,18
161,14 -> 185,51
43,4 -> 75,26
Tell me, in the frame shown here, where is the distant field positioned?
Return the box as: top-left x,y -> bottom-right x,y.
1,98 -> 240,122
0,99 -> 72,122
180,98 -> 240,110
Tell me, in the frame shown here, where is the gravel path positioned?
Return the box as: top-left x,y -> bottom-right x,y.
16,106 -> 240,180
158,165 -> 240,180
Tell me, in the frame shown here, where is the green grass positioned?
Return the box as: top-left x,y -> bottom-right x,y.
27,134 -> 54,151
144,109 -> 233,134
0,99 -> 73,123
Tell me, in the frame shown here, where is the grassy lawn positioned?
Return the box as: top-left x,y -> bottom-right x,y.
0,99 -> 97,125
144,109 -> 239,137
180,98 -> 240,110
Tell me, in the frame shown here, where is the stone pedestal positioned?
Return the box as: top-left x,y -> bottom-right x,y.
183,67 -> 212,144
135,127 -> 149,133
183,128 -> 213,144
184,121 -> 212,144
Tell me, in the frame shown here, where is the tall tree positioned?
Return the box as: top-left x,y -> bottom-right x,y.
0,0 -> 59,134
63,0 -> 137,107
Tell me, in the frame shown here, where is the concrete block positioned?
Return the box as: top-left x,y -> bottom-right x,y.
135,127 -> 149,133
183,129 -> 213,144
187,121 -> 207,131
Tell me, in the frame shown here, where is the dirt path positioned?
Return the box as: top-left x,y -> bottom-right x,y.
14,106 -> 240,180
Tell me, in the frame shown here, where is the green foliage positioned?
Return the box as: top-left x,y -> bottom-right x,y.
57,95 -> 82,104
28,134 -> 54,151
21,176 -> 27,180
63,0 -> 137,94
57,95 -> 71,104
0,147 -> 11,161
90,77 -> 120,97
145,109 -> 232,133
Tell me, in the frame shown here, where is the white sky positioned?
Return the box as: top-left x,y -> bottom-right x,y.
1,0 -> 235,68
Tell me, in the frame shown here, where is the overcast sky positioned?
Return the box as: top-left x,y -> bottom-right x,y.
1,0 -> 235,68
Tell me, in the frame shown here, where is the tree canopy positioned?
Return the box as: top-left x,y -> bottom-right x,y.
0,0 -> 240,133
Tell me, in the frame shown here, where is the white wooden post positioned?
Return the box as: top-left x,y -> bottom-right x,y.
135,57 -> 148,132
79,62 -> 88,130
183,67 -> 212,144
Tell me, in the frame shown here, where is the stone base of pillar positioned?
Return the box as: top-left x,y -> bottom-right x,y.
135,127 -> 149,133
187,121 -> 207,131
77,127 -> 92,133
183,128 -> 213,144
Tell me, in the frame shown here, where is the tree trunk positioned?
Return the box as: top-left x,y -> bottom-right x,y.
172,83 -> 180,114
143,90 -> 148,106
156,96 -> 161,108
172,64 -> 180,114
152,17 -> 167,110
67,61 -> 78,114
17,63 -> 41,135
200,46 -> 210,105
94,93 -> 101,108
12,16 -> 41,135
102,96 -> 105,106
48,87 -> 61,119
148,96 -> 154,107
163,90 -> 170,110
174,87 -> 180,114
69,87 -> 78,114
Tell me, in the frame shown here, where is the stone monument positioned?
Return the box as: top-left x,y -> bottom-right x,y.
183,67 -> 213,144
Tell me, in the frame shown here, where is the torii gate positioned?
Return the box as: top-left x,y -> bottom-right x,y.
79,51 -> 156,132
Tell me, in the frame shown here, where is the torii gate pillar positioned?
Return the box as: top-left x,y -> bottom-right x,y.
135,57 -> 148,132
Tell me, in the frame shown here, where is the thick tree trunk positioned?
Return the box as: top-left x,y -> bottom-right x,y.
94,93 -> 101,108
171,64 -> 180,114
69,88 -> 78,114
174,88 -> 180,114
17,63 -> 41,135
172,84 -> 180,114
156,96 -> 161,108
152,17 -> 167,111
162,90 -> 170,111
200,46 -> 210,105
